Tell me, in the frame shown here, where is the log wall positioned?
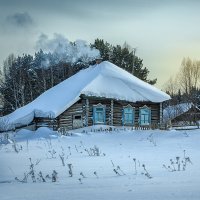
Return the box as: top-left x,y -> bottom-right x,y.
112,100 -> 160,127
35,117 -> 57,130
57,99 -> 83,130
85,97 -> 160,128
35,96 -> 161,130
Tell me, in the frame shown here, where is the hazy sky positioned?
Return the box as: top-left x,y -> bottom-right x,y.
0,0 -> 200,88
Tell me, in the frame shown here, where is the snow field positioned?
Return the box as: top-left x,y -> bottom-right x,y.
0,127 -> 199,200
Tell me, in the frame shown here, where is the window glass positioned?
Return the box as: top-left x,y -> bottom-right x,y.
123,107 -> 134,125
93,105 -> 105,124
140,107 -> 151,125
96,108 -> 103,112
74,115 -> 81,120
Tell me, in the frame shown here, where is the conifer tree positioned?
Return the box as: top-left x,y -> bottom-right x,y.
92,38 -> 157,85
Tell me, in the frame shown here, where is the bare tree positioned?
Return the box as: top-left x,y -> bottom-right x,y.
164,76 -> 178,97
164,57 -> 200,107
178,58 -> 200,95
193,60 -> 200,89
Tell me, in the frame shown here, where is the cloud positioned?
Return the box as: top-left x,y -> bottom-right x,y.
6,12 -> 34,28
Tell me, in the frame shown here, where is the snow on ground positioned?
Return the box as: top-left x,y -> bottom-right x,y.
0,127 -> 200,200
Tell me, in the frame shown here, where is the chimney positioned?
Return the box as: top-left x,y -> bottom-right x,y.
95,58 -> 103,64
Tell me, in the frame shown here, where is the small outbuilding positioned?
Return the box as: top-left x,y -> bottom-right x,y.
0,61 -> 170,131
163,103 -> 200,127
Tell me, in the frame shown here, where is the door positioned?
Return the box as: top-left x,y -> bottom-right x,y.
73,114 -> 83,129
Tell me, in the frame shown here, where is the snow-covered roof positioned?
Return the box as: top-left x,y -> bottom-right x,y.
1,61 -> 170,129
163,103 -> 200,122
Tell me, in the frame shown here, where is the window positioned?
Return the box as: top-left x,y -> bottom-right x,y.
139,106 -> 151,125
93,104 -> 106,124
74,115 -> 81,120
123,106 -> 134,125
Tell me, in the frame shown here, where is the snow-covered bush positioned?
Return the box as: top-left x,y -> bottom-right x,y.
0,117 -> 14,132
11,139 -> 22,153
84,145 -> 105,156
163,150 -> 192,172
59,152 -> 65,166
67,163 -> 73,177
47,149 -> 57,159
80,172 -> 86,178
57,127 -> 73,136
52,170 -> 58,182
133,158 -> 137,174
15,158 -> 59,183
141,164 -> 152,179
147,133 -> 157,146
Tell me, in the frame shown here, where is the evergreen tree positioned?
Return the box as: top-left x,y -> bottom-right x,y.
92,38 -> 157,85
91,39 -> 111,61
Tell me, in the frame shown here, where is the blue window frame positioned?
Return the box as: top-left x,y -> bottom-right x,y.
123,106 -> 134,125
93,104 -> 106,124
139,106 -> 151,125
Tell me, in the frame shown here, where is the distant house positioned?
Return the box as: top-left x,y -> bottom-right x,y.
163,103 -> 200,127
0,61 -> 170,131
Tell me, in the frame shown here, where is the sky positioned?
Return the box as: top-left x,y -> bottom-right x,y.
0,0 -> 200,88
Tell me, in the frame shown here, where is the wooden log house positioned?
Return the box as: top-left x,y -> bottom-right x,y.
1,61 -> 170,131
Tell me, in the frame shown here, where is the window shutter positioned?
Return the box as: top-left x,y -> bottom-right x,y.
122,109 -> 124,125
139,108 -> 141,125
93,107 -> 96,125
104,107 -> 106,124
132,108 -> 134,124
149,109 -> 151,124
